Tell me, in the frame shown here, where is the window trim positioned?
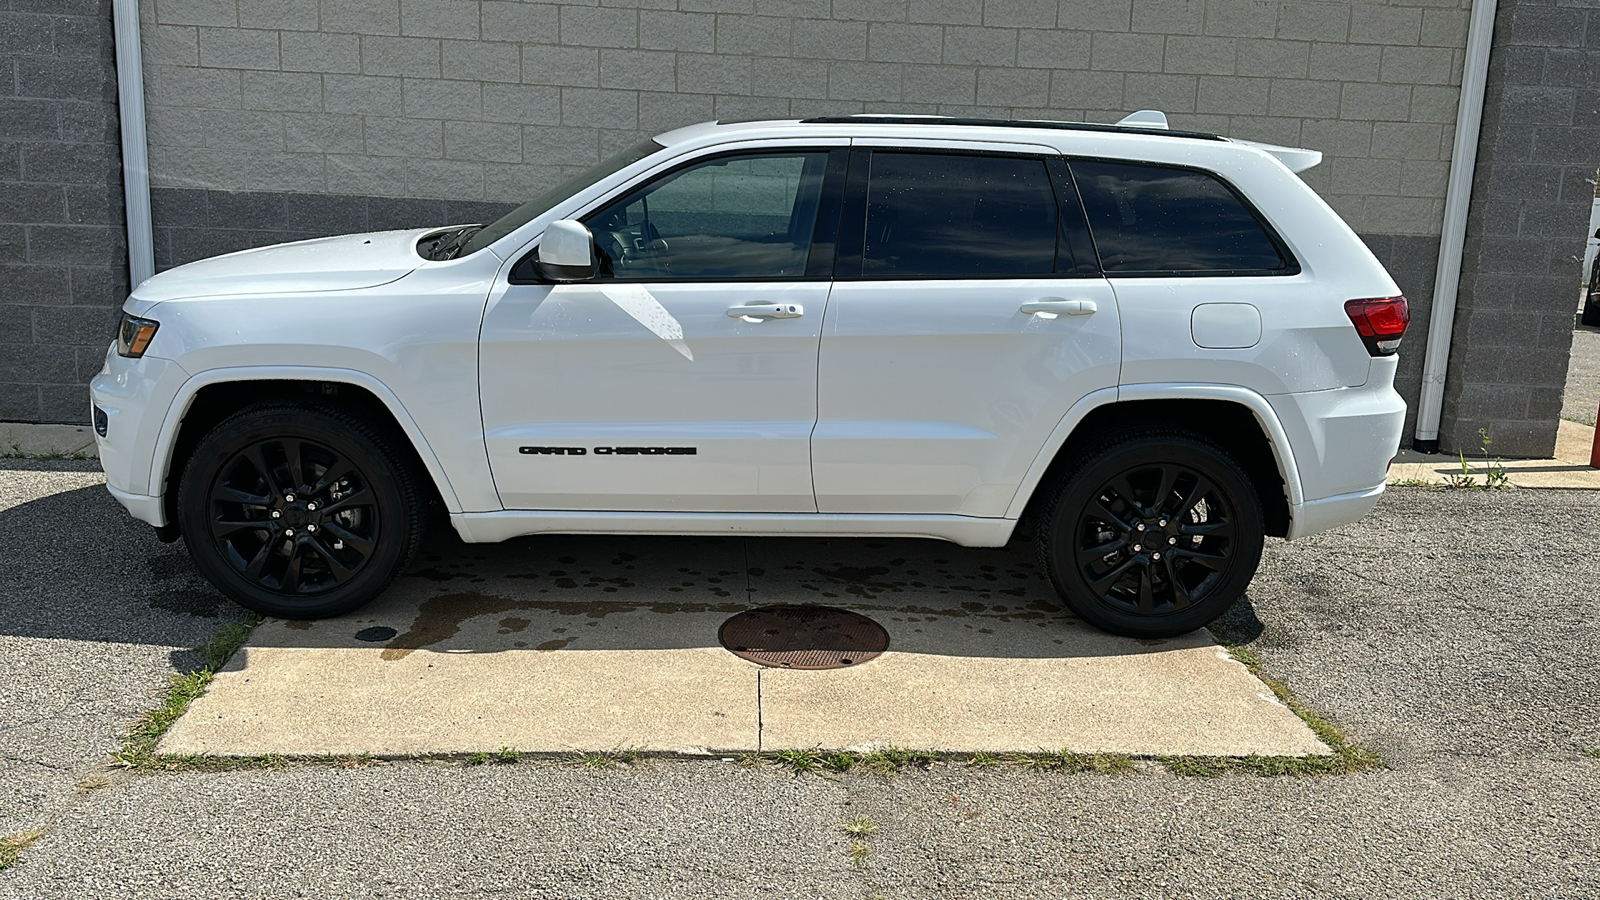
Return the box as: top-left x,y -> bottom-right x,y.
835,147 -> 1094,282
1064,156 -> 1302,278
509,146 -> 849,286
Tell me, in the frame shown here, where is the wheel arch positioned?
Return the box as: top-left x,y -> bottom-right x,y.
152,367 -> 463,532
1008,386 -> 1302,539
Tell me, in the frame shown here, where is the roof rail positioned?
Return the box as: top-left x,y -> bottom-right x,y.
795,114 -> 1225,141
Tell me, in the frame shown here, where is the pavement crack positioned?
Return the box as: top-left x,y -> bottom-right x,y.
756,668 -> 764,754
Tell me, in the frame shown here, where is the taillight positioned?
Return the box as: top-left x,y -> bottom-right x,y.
1344,296 -> 1409,356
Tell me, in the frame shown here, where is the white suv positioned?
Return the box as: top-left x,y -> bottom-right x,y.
91,113 -> 1409,638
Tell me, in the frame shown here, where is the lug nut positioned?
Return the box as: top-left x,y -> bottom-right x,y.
1152,552 -> 1161,560
1168,536 -> 1177,545
1135,523 -> 1145,531
1132,544 -> 1142,552
284,528 -> 294,536
1158,518 -> 1168,527
307,524 -> 317,532
307,502 -> 318,512
271,510 -> 281,519
285,493 -> 296,502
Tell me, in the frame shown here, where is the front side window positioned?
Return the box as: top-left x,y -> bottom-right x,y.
583,152 -> 829,280
1070,160 -> 1292,275
861,152 -> 1059,278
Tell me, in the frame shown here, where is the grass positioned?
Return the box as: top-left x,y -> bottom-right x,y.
841,815 -> 878,837
568,748 -> 641,769
848,841 -> 872,868
1388,477 -> 1441,488
1010,750 -> 1136,774
1586,748 -> 1600,759
1182,628 -> 1384,778
0,830 -> 47,872
0,442 -> 90,461
113,619 -> 259,772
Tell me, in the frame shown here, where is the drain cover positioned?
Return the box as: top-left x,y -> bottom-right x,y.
354,626 -> 398,643
718,605 -> 889,670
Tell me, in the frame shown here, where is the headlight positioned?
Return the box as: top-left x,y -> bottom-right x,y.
116,314 -> 159,358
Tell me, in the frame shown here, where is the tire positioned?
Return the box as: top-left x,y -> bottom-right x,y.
177,401 -> 425,619
1036,429 -> 1264,639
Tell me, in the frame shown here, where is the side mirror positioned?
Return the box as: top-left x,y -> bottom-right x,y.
536,219 -> 595,282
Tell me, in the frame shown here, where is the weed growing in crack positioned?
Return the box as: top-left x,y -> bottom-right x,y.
0,830 -> 47,871
842,815 -> 878,837
114,619 -> 259,771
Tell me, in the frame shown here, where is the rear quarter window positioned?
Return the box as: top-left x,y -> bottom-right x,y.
1070,160 -> 1295,276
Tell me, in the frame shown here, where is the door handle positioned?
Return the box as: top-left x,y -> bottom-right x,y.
727,302 -> 804,320
1021,299 -> 1097,316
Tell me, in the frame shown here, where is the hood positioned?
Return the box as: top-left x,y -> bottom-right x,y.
128,229 -> 432,306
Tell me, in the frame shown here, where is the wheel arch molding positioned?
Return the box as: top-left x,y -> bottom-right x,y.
1006,385 -> 1303,539
150,367 -> 467,531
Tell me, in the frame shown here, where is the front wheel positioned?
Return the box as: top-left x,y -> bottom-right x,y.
1037,430 -> 1264,638
177,402 -> 425,619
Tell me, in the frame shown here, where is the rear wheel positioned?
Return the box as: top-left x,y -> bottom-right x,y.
177,402 -> 424,619
1037,430 -> 1264,638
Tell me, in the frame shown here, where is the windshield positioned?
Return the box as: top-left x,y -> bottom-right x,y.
458,139 -> 663,257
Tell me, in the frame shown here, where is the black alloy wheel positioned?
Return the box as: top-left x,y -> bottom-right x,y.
178,402 -> 424,619
1039,430 -> 1264,638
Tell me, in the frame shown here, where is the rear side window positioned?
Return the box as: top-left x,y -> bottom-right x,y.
862,153 -> 1058,278
1070,160 -> 1292,275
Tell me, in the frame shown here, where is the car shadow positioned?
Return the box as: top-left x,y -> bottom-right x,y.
1,463 -> 1232,662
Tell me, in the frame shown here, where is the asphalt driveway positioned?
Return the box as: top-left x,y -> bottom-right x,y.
1,460 -> 1596,898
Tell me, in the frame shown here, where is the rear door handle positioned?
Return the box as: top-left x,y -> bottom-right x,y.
727,302 -> 804,320
1021,299 -> 1097,316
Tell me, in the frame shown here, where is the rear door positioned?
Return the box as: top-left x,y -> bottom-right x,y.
812,143 -> 1121,517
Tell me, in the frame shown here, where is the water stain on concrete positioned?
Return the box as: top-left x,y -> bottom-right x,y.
146,588 -> 224,618
285,620 -> 312,631
498,617 -> 530,634
536,637 -> 576,651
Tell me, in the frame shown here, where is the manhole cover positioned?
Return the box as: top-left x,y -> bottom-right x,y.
354,626 -> 398,643
718,605 -> 889,670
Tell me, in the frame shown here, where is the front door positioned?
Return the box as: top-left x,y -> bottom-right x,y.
480,149 -> 843,512
813,147 -> 1122,517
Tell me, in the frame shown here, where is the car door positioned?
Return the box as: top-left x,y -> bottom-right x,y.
812,143 -> 1121,517
479,146 -> 846,512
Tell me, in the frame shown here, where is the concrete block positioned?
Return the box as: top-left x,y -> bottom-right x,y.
560,6 -> 639,49
59,100 -> 119,145
1308,41 -> 1380,83
1,9 -> 58,55
0,387 -> 40,423
1331,156 -> 1403,196
361,35 -> 442,78
523,124 -> 600,162
598,48 -> 678,92
756,0 -> 830,15
1507,5 -> 1584,50
1380,45 -> 1458,86
52,14 -> 113,58
1203,0 -> 1275,39
0,267 -> 72,306
280,31 -> 360,74
323,74 -> 403,117
1300,118 -> 1372,157
1371,121 -> 1445,160
826,60 -> 903,102
444,120 -> 523,162
1015,27 -> 1089,68
441,40 -> 522,83
325,154 -> 409,196
1498,85 -> 1576,126
480,2 -> 560,42
1051,68 -> 1125,109
483,83 -> 562,125
1132,0 -> 1202,35
242,72 -> 323,112
1163,35 -> 1235,75
983,0 -> 1058,29
484,161 -> 566,198
1409,84 -> 1459,124
1340,81 -> 1411,122
750,56 -> 830,99
204,190 -> 288,230
560,87 -> 639,129
1059,0 -> 1131,32
1090,31 -> 1163,73
404,157 -> 487,200
0,183 -> 67,225
14,56 -> 116,103
713,94 -> 788,121
21,142 -> 122,186
401,0 -> 481,39
1196,73 -> 1267,115
1275,1 -> 1345,42
869,22 -> 945,64
239,0 -> 318,31
794,19 -> 869,61
1420,7 -> 1468,48
638,90 -> 716,130
944,25 -> 1019,66
142,23 -> 200,66
1123,72 -> 1197,113
977,66 -> 1050,106
0,343 -> 76,383
63,183 -> 121,226
365,117 -> 445,158
1350,3 -> 1421,46
1267,77 -> 1339,118
521,44 -> 601,88
639,11 -> 716,52
30,303 -> 119,347
283,191 -> 370,236
908,0 -> 984,26
715,14 -> 792,56
1399,159 -> 1449,199
900,64 -> 977,104
320,0 -> 401,35
149,65 -> 241,110
677,52 -> 751,94
0,98 -> 61,143
403,78 -> 484,120
154,0 -> 238,28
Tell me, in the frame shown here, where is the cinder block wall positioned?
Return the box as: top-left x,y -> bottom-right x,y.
0,0 -> 127,423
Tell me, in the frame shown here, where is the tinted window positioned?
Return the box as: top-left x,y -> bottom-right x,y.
1071,161 -> 1289,274
862,153 -> 1058,278
583,152 -> 828,280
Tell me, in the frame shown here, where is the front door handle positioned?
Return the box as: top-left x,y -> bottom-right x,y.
1021,298 -> 1098,316
727,302 -> 804,320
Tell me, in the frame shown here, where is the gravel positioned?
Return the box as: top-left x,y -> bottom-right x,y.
1,465 -> 1597,898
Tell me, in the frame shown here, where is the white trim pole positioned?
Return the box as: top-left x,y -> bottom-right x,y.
1412,0 -> 1499,453
112,0 -> 155,289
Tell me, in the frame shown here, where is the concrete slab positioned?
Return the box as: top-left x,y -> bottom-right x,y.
1388,419 -> 1600,489
0,423 -> 97,459
163,533 -> 1328,758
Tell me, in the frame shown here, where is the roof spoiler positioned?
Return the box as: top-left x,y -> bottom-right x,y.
1114,110 -> 1323,172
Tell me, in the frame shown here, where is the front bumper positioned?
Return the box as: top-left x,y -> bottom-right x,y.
90,345 -> 188,527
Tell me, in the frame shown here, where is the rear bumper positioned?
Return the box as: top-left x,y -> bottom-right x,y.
1287,482 -> 1385,540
